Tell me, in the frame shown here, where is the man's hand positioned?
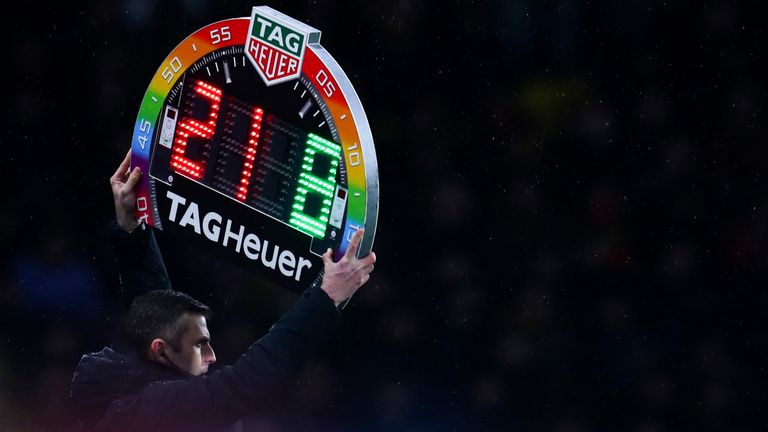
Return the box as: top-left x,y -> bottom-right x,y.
110,150 -> 143,232
320,229 -> 376,307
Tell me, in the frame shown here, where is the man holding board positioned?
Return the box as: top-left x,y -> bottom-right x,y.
70,151 -> 376,431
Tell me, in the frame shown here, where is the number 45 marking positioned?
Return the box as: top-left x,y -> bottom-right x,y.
137,119 -> 151,150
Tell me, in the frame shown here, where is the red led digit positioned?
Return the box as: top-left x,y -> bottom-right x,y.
170,80 -> 222,179
236,106 -> 264,201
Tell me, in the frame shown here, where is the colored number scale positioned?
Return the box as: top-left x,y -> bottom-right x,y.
130,6 -> 378,292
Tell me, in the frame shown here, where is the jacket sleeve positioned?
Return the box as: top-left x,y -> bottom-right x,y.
120,280 -> 342,431
109,221 -> 172,303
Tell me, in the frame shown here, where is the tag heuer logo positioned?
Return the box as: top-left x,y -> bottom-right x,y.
245,7 -> 310,86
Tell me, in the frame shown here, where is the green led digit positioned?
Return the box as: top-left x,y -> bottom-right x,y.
289,133 -> 342,238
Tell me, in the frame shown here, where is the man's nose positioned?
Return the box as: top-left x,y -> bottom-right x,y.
206,346 -> 216,364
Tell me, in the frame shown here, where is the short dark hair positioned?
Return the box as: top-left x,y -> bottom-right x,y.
118,290 -> 211,357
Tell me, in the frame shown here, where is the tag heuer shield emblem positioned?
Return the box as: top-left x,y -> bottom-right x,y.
245,6 -> 321,86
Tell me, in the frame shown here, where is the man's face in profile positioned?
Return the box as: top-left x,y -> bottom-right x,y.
165,313 -> 217,376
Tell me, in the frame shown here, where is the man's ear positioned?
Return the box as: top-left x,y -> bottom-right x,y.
149,338 -> 168,362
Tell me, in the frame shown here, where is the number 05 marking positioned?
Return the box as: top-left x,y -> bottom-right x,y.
316,70 -> 336,97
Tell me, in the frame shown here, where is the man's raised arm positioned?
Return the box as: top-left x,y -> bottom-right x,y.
109,150 -> 172,299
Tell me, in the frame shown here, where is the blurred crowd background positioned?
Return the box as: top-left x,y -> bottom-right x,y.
2,0 -> 765,430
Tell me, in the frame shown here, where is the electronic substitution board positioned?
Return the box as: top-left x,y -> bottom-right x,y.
130,6 -> 379,292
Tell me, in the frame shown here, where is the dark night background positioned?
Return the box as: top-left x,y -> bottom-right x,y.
2,0 -> 766,430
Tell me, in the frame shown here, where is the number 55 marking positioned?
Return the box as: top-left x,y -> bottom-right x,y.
210,26 -> 231,44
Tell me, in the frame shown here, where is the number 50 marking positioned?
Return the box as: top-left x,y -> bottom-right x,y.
162,57 -> 182,84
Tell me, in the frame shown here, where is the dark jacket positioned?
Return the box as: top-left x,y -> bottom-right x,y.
70,224 -> 340,431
